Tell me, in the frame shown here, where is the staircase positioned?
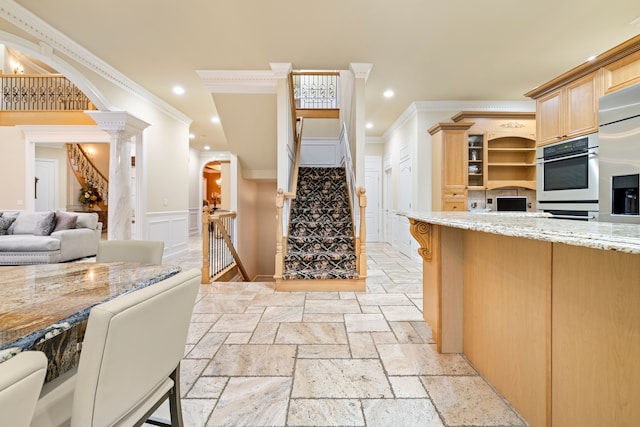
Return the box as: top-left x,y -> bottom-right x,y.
280,167 -> 363,290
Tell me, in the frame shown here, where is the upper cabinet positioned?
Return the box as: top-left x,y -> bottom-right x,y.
535,72 -> 602,146
526,34 -> 640,146
429,112 -> 536,211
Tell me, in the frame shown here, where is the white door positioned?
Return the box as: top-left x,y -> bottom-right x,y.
34,159 -> 57,212
364,156 -> 381,242
396,157 -> 412,256
384,167 -> 392,243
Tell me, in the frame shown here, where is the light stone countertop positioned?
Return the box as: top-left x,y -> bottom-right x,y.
399,211 -> 640,254
0,262 -> 181,362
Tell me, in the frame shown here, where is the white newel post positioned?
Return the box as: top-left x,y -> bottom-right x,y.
85,111 -> 150,240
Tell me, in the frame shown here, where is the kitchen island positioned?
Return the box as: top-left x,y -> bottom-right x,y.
402,211 -> 640,427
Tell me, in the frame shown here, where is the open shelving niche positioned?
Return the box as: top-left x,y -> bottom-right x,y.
467,133 -> 485,189
486,135 -> 536,190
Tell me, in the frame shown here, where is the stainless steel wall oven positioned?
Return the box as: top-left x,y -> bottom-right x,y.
536,133 -> 599,220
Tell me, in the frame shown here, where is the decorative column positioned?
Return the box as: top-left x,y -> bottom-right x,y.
86,111 -> 150,240
349,63 -> 373,188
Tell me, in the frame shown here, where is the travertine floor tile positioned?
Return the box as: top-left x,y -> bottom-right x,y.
362,399 -> 444,427
275,322 -> 348,344
422,376 -> 526,426
204,344 -> 296,376
163,240 -> 528,426
292,359 -> 393,398
376,343 -> 477,375
380,305 -> 424,321
287,399 -> 364,426
304,299 -> 361,313
344,313 -> 390,332
261,305 -> 304,322
208,377 -> 291,426
388,376 -> 428,398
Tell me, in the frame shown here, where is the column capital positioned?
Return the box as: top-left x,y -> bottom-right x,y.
269,63 -> 293,79
349,63 -> 373,81
85,111 -> 150,139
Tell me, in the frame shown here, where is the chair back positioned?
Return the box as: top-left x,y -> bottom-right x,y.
0,351 -> 48,427
96,240 -> 165,264
70,268 -> 200,427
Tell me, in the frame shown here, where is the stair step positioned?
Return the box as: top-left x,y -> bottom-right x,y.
282,268 -> 359,280
290,208 -> 352,221
285,252 -> 357,262
287,236 -> 355,252
289,221 -> 353,237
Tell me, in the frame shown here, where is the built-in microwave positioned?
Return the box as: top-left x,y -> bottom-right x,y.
536,133 -> 599,216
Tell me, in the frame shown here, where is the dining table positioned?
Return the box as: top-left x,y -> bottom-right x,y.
0,262 -> 181,382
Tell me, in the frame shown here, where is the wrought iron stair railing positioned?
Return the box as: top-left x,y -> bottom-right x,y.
66,143 -> 108,211
201,207 -> 249,283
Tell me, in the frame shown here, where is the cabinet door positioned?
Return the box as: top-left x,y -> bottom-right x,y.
443,130 -> 468,188
565,72 -> 600,139
536,89 -> 563,146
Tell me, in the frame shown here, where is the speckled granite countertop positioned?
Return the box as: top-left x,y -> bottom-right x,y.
0,262 -> 181,362
399,211 -> 640,254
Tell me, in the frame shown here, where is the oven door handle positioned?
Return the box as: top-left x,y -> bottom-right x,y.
538,150 -> 597,164
551,214 -> 597,220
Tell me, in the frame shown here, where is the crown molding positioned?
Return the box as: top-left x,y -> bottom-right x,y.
382,100 -> 535,140
17,125 -> 110,143
0,0 -> 192,126
197,70 -> 281,94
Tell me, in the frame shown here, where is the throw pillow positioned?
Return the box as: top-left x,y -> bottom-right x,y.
53,210 -> 78,232
0,216 -> 16,235
33,212 -> 57,236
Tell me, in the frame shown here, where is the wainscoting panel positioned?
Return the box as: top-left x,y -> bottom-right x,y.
188,207 -> 200,235
146,210 -> 189,259
300,138 -> 340,167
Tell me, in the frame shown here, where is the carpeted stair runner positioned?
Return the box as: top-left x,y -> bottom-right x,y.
283,167 -> 359,280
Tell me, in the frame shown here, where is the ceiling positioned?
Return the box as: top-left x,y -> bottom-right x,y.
5,0 -> 640,173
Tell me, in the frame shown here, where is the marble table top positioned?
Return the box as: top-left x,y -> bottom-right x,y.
399,211 -> 640,254
0,262 -> 181,362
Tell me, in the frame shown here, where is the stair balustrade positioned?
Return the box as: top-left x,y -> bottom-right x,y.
66,143 -> 108,212
201,207 -> 249,283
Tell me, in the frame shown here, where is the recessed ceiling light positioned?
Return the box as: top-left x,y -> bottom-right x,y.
586,55 -> 597,62
172,86 -> 185,95
383,90 -> 394,98
366,122 -> 373,129
211,116 -> 220,123
189,133 -> 195,139
203,145 -> 210,150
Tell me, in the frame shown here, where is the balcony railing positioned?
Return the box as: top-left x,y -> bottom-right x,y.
1,74 -> 92,110
291,72 -> 340,117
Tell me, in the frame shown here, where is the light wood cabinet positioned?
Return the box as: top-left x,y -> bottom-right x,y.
429,113 -> 537,211
428,122 -> 473,211
526,34 -> 640,147
535,72 -> 601,146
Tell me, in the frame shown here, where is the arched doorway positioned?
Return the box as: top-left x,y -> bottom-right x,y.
203,161 -> 222,211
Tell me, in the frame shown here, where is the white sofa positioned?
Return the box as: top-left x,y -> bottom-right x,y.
0,211 -> 102,265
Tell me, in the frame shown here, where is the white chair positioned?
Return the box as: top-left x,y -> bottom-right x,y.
96,240 -> 165,264
31,268 -> 201,427
0,351 -> 48,427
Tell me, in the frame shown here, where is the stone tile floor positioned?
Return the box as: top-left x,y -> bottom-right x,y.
149,237 -> 528,427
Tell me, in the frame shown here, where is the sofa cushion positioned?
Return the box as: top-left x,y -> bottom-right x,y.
34,212 -> 57,236
0,216 -> 16,236
11,212 -> 51,235
75,212 -> 99,230
0,235 -> 61,251
53,211 -> 78,232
